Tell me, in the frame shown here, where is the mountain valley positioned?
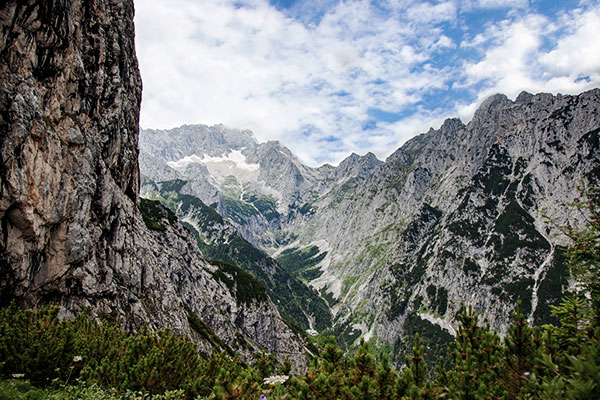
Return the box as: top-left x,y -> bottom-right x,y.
1,1 -> 599,391
140,89 -> 600,365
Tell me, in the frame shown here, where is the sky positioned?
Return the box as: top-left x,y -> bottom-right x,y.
134,0 -> 600,166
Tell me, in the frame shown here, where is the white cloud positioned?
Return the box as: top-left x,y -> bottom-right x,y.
540,8 -> 600,80
475,0 -> 529,10
135,0 -> 465,165
135,0 -> 600,166
464,14 -> 548,93
458,5 -> 600,122
406,1 -> 457,23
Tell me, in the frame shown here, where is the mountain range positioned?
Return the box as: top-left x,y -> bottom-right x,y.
140,89 -> 600,364
1,0 -> 599,373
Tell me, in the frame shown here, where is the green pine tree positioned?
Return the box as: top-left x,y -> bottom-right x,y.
395,334 -> 431,399
376,352 -> 396,400
444,306 -> 504,400
501,301 -> 539,398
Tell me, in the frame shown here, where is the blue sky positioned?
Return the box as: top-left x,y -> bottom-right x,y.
134,0 -> 600,166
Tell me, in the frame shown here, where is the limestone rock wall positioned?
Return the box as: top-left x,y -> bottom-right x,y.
1,0 -> 141,308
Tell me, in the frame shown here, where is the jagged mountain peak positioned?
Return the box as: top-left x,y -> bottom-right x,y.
439,117 -> 465,132
472,93 -> 511,120
341,151 -> 380,163
336,151 -> 383,179
141,124 -> 258,159
515,90 -> 534,103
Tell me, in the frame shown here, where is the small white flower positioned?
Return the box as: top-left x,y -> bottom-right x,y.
11,373 -> 25,379
73,355 -> 83,362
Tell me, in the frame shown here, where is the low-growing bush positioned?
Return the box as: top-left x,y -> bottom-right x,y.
0,304 -> 226,398
0,304 -> 77,385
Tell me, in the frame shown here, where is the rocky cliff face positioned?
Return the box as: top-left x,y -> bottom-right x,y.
1,0 -> 142,311
290,90 -> 600,361
140,180 -> 333,332
140,89 -> 600,365
0,0 -> 306,369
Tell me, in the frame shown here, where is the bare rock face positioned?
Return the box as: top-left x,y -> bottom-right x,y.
0,0 -> 141,309
0,0 -> 306,369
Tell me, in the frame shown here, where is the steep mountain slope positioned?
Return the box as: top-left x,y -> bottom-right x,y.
288,90 -> 600,360
0,0 -> 306,368
140,90 -> 600,366
141,178 -> 332,331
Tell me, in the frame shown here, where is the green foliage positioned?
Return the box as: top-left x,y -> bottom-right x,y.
501,277 -> 535,316
71,322 -> 206,397
0,379 -> 44,400
426,285 -> 448,316
393,313 -> 453,370
158,179 -> 187,193
489,200 -> 551,264
533,247 -> 569,325
0,379 -> 187,400
139,199 -> 177,231
501,301 -> 540,397
222,197 -> 260,225
241,193 -> 280,222
397,334 -> 430,399
0,305 -> 246,399
140,174 -> 159,191
0,304 -> 76,385
546,295 -> 593,354
328,319 -> 362,349
207,260 -> 269,305
276,246 -> 327,282
472,143 -> 512,196
562,185 -> 600,317
59,384 -> 187,400
444,306 -> 505,400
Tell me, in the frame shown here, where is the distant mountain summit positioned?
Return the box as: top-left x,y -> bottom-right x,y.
140,124 -> 382,247
140,89 -> 600,365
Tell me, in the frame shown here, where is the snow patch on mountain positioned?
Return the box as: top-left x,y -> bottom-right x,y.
168,150 -> 260,175
167,154 -> 204,170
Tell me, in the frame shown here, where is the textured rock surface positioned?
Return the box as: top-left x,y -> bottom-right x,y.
1,0 -> 143,311
0,0 -> 306,369
140,209 -> 307,366
292,90 -> 600,360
